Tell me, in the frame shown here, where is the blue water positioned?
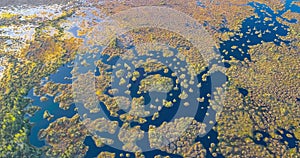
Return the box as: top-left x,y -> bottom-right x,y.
219,1 -> 300,64
281,0 -> 300,15
75,46 -> 221,153
28,92 -> 77,147
195,129 -> 223,158
196,0 -> 206,8
84,136 -> 183,158
215,1 -> 300,155
252,130 -> 271,147
28,64 -> 77,147
238,87 -> 249,97
48,63 -> 73,84
69,26 -> 87,39
275,128 -> 299,148
26,0 -> 300,157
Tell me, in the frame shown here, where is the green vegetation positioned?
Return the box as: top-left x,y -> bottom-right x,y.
39,115 -> 89,158
0,6 -> 81,157
1,0 -> 299,157
140,74 -> 173,93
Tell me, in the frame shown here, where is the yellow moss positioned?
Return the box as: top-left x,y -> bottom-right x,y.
0,12 -> 17,19
288,148 -> 297,154
236,112 -> 253,136
6,145 -> 12,151
294,128 -> 300,140
0,25 -> 7,29
96,90 -> 103,96
231,45 -> 238,49
41,39 -> 65,63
